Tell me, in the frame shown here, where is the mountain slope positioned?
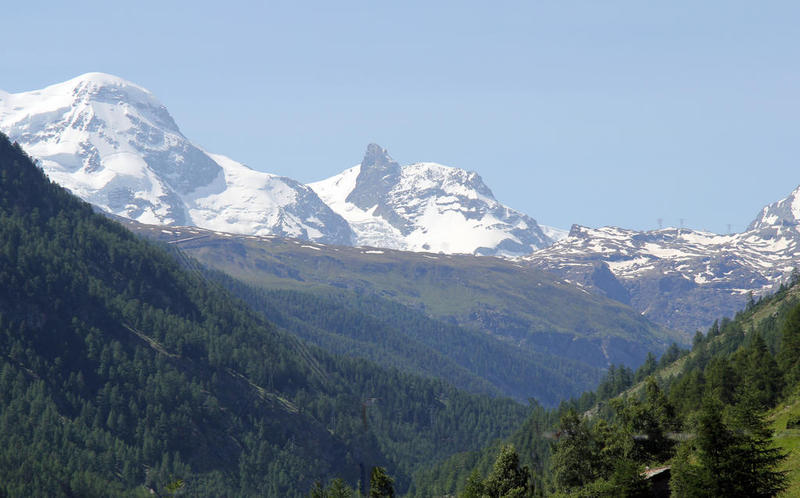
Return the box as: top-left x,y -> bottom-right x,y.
196,270 -> 604,406
0,133 -> 528,495
124,219 -> 685,404
0,72 -> 353,244
311,143 -> 552,257
527,189 -> 800,332
416,274 -> 800,497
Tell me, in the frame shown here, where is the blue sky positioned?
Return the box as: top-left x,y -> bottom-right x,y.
3,1 -> 798,233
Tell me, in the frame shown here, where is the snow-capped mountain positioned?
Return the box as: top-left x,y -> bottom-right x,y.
0,73 -> 354,245
748,184 -> 800,231
310,144 -> 552,257
526,190 -> 800,332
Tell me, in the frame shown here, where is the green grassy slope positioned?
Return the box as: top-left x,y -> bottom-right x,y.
770,393 -> 800,496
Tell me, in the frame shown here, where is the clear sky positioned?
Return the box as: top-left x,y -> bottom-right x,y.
2,1 -> 798,233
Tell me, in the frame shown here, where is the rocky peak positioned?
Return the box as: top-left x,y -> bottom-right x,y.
346,143 -> 402,210
748,185 -> 800,231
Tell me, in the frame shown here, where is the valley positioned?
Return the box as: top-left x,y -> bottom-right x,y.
2,71 -> 800,496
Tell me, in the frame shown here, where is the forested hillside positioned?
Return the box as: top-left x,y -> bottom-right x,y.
125,220 -> 686,404
192,269 -> 601,406
415,276 -> 800,496
0,134 -> 528,496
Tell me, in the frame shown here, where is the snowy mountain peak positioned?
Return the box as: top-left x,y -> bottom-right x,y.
748,184 -> 800,231
65,72 -> 154,98
311,145 -> 552,257
0,74 -> 354,245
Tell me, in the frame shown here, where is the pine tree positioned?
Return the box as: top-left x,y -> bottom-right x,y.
778,303 -> 800,387
328,478 -> 354,498
670,396 -> 787,497
461,468 -> 485,498
735,334 -> 783,407
369,467 -> 394,498
727,392 -> 788,497
551,410 -> 598,493
482,444 -> 531,497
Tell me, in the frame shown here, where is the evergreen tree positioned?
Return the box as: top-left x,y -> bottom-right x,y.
778,303 -> 800,387
460,468 -> 485,498
309,481 -> 326,498
482,444 -> 531,497
734,334 -> 784,407
327,478 -> 354,498
727,392 -> 788,497
369,467 -> 394,498
670,396 -> 787,497
550,410 -> 598,493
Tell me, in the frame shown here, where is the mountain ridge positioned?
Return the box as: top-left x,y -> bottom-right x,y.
311,143 -> 553,257
526,190 -> 800,331
0,74 -> 556,258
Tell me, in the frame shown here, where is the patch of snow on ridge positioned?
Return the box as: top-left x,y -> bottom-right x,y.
526,192 -> 800,332
541,225 -> 570,242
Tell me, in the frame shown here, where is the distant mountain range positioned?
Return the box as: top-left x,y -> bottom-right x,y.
3,73 -> 800,332
526,187 -> 800,331
0,73 -> 551,257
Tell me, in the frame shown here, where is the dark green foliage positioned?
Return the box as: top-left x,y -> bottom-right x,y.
327,479 -> 354,498
658,342 -> 685,368
369,467 -> 394,497
438,278 -> 800,497
205,273 -> 599,405
670,396 -> 787,497
0,133 -> 527,496
595,364 -> 634,400
634,352 -> 657,383
482,445 -> 532,497
778,303 -> 800,386
550,410 -> 599,491
550,410 -> 650,497
411,357 -> 665,497
458,445 -> 533,498
612,379 -> 678,464
461,468 -> 486,498
308,478 -> 354,498
732,334 -> 784,408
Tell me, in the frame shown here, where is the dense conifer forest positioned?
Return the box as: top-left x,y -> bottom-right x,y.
0,133 -> 530,496
195,268 -> 600,406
